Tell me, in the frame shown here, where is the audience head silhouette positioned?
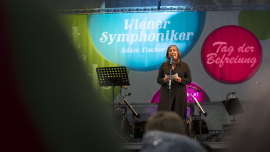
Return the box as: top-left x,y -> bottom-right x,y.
145,111 -> 186,135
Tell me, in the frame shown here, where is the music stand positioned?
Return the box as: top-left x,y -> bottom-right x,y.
222,97 -> 245,123
96,66 -> 130,128
191,94 -> 207,142
222,97 -> 245,142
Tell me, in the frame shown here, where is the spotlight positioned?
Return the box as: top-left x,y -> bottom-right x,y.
158,0 -> 161,10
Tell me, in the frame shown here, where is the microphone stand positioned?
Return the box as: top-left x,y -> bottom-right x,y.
118,87 -> 123,136
191,94 -> 207,142
169,57 -> 173,111
226,92 -> 236,124
188,87 -> 194,137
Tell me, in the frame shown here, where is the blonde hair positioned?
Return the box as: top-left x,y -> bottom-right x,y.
145,111 -> 186,135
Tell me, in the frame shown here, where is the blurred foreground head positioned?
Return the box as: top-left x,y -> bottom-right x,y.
145,111 -> 186,135
0,0 -> 119,151
141,112 -> 207,152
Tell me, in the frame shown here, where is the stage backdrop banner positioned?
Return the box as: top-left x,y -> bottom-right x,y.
87,12 -> 205,71
58,11 -> 270,104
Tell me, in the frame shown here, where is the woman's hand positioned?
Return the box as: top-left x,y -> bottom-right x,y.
175,77 -> 181,83
164,78 -> 169,83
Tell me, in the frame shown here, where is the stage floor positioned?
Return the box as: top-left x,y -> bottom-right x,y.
120,142 -> 231,151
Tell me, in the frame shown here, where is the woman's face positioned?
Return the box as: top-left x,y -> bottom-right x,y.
168,46 -> 179,60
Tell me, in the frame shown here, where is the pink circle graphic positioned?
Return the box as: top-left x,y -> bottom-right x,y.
201,25 -> 262,84
150,82 -> 210,103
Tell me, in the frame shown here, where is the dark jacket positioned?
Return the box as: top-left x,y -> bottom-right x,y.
157,61 -> 192,119
140,130 -> 207,152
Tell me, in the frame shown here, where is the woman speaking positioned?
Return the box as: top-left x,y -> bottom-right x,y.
157,45 -> 192,120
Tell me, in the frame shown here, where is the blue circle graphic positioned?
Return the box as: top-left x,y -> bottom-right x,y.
87,12 -> 205,71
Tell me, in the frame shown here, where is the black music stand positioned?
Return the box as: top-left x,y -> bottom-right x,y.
96,66 -> 130,128
222,97 -> 245,142
222,97 -> 245,123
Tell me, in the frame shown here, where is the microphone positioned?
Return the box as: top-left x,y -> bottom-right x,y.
170,56 -> 173,64
187,86 -> 197,90
121,86 -> 128,90
191,87 -> 197,90
123,92 -> 131,99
